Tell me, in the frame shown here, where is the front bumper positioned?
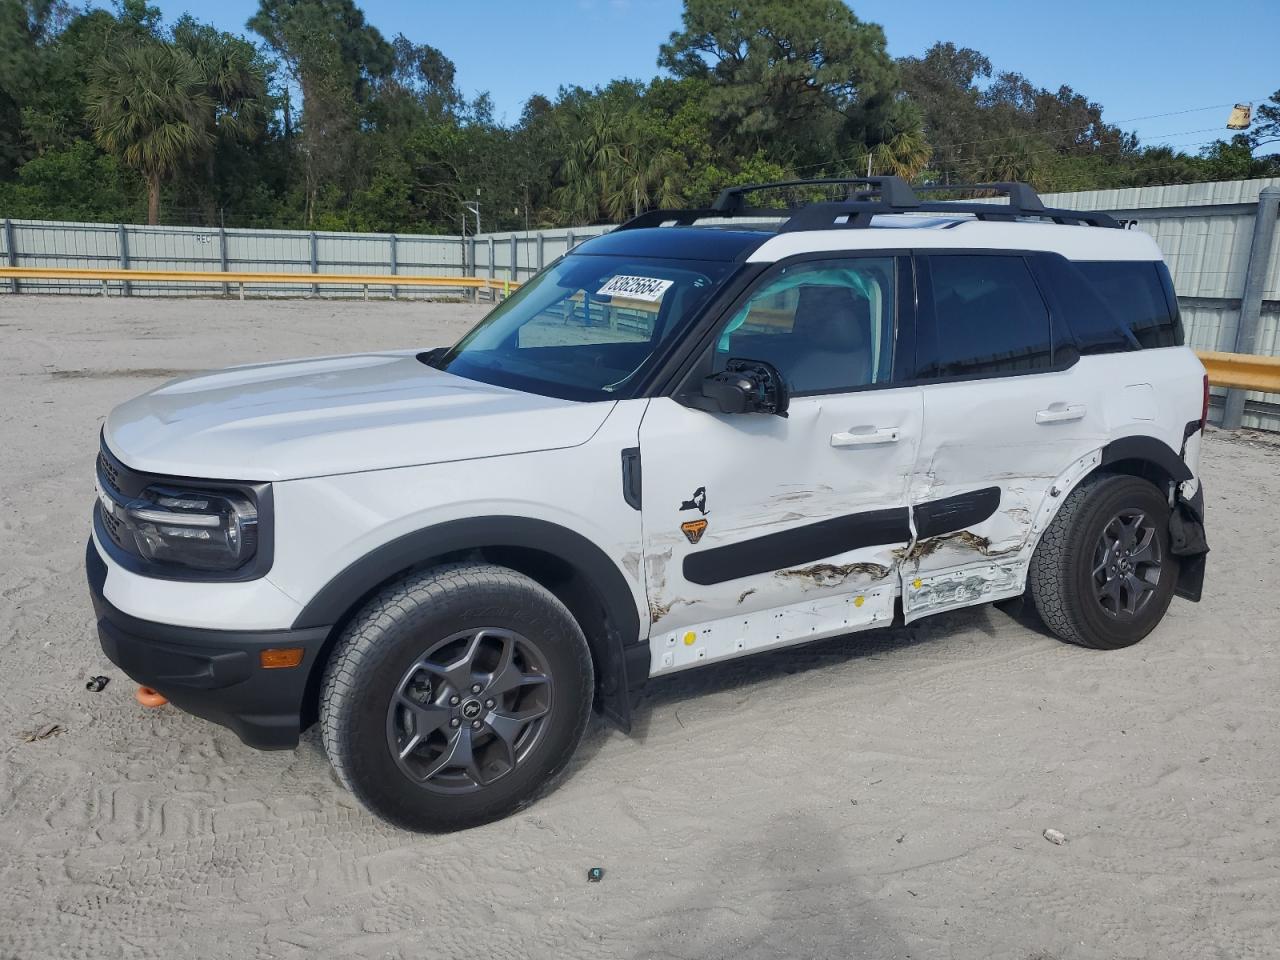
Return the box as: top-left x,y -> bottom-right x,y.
86,540 -> 331,749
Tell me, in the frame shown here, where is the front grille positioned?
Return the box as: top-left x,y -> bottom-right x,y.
96,440 -> 145,559
97,451 -> 121,491
99,501 -> 128,551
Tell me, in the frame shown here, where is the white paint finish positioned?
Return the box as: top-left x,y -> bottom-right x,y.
902,447 -> 1103,623
95,398 -> 650,632
91,530 -> 304,630
749,219 -> 1164,265
636,390 -> 922,645
1122,383 -> 1157,421
650,581 -> 895,676
267,398 -> 650,629
104,351 -> 614,481
905,364 -> 1109,586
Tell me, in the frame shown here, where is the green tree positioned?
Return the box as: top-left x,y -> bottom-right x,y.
248,0 -> 393,223
171,16 -> 273,221
86,42 -> 213,223
659,0 -> 902,165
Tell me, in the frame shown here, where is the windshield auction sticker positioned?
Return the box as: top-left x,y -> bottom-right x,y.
597,275 -> 674,302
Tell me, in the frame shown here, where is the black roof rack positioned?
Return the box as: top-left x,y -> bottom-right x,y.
616,176 -> 1120,232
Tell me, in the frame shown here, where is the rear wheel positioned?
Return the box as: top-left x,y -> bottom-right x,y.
1028,474 -> 1178,650
320,562 -> 594,831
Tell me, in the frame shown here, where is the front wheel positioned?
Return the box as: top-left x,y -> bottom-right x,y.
1028,474 -> 1179,650
320,562 -> 594,831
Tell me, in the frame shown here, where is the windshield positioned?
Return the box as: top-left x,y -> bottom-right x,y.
430,253 -> 733,401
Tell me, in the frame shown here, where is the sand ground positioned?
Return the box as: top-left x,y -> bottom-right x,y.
1,294 -> 1278,960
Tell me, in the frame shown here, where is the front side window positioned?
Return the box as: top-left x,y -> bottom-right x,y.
432,254 -> 732,400
922,254 -> 1053,377
712,258 -> 896,395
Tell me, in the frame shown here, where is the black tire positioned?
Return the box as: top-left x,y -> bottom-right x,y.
320,562 -> 594,832
1028,474 -> 1179,650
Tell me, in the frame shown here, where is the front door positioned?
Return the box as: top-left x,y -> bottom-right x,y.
638,255 -> 922,676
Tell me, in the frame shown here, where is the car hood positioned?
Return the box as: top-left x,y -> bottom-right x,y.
104,351 -> 615,481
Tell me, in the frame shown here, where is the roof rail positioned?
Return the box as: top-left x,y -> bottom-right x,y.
913,181 -> 1046,213
712,176 -> 920,213
615,177 -> 1121,232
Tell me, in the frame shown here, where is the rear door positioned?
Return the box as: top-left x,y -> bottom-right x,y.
901,251 -> 1108,620
638,255 -> 923,675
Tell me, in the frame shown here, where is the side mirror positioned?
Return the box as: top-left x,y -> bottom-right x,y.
698,359 -> 789,417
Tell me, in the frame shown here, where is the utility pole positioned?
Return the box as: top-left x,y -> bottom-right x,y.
463,188 -> 481,237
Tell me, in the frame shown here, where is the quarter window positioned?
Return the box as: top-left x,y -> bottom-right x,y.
713,258 -> 896,394
1075,261 -> 1184,348
923,255 -> 1053,377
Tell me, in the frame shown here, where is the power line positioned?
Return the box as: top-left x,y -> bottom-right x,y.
794,98 -> 1267,175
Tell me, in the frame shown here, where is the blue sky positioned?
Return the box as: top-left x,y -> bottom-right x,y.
105,0 -> 1280,150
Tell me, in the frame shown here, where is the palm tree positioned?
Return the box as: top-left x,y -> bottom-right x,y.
87,44 -> 214,224
606,141 -> 684,221
556,102 -> 686,223
554,102 -> 622,223
173,18 -> 270,221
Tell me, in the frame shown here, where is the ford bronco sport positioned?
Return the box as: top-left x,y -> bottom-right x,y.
87,178 -> 1209,831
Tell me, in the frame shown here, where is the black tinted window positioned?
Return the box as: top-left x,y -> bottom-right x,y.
1075,261 -> 1183,348
923,255 -> 1053,377
1036,256 -> 1137,355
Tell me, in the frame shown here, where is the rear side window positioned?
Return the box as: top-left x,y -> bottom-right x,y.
920,254 -> 1053,377
1074,261 -> 1184,348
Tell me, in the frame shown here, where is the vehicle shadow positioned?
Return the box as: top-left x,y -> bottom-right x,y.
628,805 -> 919,960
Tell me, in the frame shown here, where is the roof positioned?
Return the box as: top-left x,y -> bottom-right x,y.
572,226 -> 769,262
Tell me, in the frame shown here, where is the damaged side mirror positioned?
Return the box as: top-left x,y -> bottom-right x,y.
696,359 -> 790,417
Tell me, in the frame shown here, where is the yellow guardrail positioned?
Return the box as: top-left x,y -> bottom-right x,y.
1197,350 -> 1280,394
1,266 -> 1277,393
0,265 -> 522,299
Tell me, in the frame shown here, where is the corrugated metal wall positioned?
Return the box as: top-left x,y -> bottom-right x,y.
4,179 -> 1278,425
1039,178 -> 1280,428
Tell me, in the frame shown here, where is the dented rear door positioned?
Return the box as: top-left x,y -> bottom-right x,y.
901,252 -> 1109,621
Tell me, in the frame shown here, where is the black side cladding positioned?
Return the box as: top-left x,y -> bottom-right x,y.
684,507 -> 911,586
682,487 -> 1004,587
913,487 -> 1001,539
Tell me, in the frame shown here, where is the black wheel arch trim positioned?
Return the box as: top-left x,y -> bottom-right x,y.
1099,435 -> 1193,483
291,515 -> 646,731
1097,434 -> 1206,602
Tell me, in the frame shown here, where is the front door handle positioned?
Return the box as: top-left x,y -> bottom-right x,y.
831,426 -> 901,447
1035,402 -> 1087,424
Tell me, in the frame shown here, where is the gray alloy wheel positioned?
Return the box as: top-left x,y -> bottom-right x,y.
320,562 -> 594,832
1028,473 -> 1178,650
387,627 -> 554,794
1091,508 -> 1164,620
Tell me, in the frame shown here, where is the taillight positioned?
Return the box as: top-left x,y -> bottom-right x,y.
1201,373 -> 1209,430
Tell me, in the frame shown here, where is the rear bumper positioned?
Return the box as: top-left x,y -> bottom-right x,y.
86,540 -> 331,749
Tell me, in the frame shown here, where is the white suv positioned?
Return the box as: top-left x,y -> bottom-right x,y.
87,178 -> 1210,831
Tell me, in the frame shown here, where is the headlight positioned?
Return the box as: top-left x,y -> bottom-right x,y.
124,485 -> 259,571
95,444 -> 271,579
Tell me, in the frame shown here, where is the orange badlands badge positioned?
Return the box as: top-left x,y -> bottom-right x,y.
681,519 -> 708,544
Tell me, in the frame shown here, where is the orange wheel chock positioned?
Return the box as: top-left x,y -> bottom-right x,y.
135,686 -> 168,708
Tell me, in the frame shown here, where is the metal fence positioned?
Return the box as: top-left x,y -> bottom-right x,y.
0,219 -> 611,298
4,178 -> 1279,426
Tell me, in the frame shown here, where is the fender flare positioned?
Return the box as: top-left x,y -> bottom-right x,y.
1099,435 -> 1192,483
292,516 -> 647,729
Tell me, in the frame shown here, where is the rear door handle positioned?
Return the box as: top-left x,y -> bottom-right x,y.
1035,402 -> 1087,424
831,426 -> 901,447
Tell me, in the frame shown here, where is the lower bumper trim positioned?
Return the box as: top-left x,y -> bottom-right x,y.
87,539 -> 331,750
